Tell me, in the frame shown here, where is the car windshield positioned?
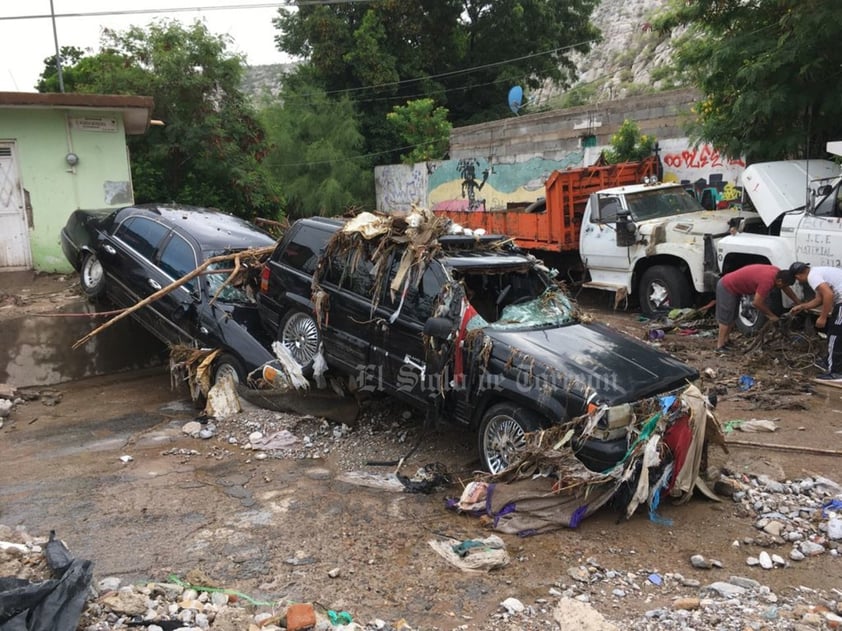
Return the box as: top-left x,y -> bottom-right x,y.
457,266 -> 575,330
624,187 -> 705,221
204,259 -> 253,304
488,287 -> 576,329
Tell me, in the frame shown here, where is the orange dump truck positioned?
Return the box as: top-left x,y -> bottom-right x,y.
435,157 -> 750,314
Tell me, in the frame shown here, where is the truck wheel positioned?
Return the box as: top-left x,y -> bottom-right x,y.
80,253 -> 106,300
639,266 -> 692,315
478,402 -> 544,474
277,310 -> 320,376
735,295 -> 764,336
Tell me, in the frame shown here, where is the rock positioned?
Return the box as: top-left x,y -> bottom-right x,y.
99,590 -> 148,616
763,520 -> 784,537
771,554 -> 787,567
759,551 -> 773,569
673,597 -> 701,610
800,541 -> 826,557
181,420 -> 202,436
702,582 -> 747,598
690,554 -> 712,569
729,576 -> 760,589
501,597 -> 525,614
567,566 -> 591,582
553,597 -> 618,631
790,549 -> 806,561
0,399 -> 12,418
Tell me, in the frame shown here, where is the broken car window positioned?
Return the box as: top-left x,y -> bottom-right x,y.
491,287 -> 575,329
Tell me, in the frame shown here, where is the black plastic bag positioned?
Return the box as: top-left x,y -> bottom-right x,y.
0,532 -> 93,631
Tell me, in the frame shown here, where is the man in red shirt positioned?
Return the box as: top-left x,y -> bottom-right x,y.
715,264 -> 800,352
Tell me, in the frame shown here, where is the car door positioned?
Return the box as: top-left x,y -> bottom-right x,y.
317,251 -> 380,379
151,230 -> 202,345
795,185 -> 842,268
104,215 -> 171,336
369,258 -> 448,406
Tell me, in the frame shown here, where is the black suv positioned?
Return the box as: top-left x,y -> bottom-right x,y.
258,215 -> 698,473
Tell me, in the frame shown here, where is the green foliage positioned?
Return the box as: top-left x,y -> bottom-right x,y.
652,0 -> 842,161
603,119 -> 656,164
386,99 -> 452,164
274,0 -> 600,164
259,76 -> 374,219
37,21 -> 283,220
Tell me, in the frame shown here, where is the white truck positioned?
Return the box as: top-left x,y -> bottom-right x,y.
716,144 -> 842,332
435,157 -> 754,315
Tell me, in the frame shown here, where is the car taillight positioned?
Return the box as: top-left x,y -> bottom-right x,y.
259,264 -> 270,293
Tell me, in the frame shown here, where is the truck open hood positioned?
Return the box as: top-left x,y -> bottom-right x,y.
741,160 -> 841,226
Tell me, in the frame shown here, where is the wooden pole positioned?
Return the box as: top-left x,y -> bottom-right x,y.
726,438 -> 842,457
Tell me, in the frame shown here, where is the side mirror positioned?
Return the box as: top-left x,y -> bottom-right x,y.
615,212 -> 637,247
424,317 -> 454,339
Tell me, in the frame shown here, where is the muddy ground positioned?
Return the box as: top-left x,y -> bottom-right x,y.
1,274 -> 841,629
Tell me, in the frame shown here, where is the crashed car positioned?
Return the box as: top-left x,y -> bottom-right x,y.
258,211 -> 700,473
60,203 -> 278,385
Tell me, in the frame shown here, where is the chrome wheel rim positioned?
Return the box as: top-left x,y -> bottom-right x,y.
482,414 -> 527,474
647,281 -> 670,310
82,256 -> 103,289
738,295 -> 760,328
282,313 -> 320,365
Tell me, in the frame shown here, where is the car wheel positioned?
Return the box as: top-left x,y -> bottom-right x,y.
213,353 -> 245,387
639,265 -> 692,315
277,310 -> 320,375
80,253 -> 106,300
478,402 -> 544,474
735,294 -> 765,336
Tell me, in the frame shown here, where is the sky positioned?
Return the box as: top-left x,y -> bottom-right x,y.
0,1 -> 289,92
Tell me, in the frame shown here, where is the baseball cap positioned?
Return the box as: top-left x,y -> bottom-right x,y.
789,261 -> 810,276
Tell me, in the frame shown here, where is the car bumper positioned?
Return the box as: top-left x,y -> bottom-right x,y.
59,229 -> 81,271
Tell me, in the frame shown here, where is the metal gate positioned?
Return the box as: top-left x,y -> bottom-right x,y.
0,142 -> 32,269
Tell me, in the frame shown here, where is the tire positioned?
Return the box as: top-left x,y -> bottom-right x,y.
277,310 -> 321,376
80,253 -> 106,300
477,402 -> 545,474
735,294 -> 764,336
212,353 -> 245,387
639,265 -> 692,315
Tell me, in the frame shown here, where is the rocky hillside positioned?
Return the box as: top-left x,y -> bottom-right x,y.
242,0 -> 679,107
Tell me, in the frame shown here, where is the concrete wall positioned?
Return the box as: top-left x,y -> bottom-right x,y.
0,109 -> 134,272
375,88 -> 747,213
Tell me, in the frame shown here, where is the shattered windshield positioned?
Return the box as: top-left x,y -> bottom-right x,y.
624,187 -> 705,221
204,259 -> 252,303
489,288 -> 576,329
458,266 -> 576,330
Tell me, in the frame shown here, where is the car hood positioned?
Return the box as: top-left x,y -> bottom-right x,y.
638,209 -> 741,238
741,160 -> 842,225
484,321 -> 697,403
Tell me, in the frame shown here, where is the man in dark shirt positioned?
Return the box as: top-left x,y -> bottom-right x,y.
715,264 -> 800,352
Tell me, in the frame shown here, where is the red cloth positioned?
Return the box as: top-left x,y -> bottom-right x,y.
453,300 -> 478,386
721,264 -> 779,298
663,414 -> 693,494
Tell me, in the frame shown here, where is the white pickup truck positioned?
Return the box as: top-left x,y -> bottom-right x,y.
716,146 -> 842,332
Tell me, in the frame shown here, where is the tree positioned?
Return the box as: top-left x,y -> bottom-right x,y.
386,99 -> 452,164
273,0 -> 600,164
603,119 -> 656,164
653,0 -> 842,162
259,75 -> 374,219
37,21 -> 283,220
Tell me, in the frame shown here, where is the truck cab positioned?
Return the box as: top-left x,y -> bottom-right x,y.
579,180 -> 750,314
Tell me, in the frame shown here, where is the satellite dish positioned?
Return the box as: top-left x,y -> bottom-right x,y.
508,85 -> 523,115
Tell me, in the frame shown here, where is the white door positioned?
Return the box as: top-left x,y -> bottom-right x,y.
0,142 -> 32,269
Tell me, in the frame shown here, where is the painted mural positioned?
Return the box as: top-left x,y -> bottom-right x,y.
374,139 -> 746,213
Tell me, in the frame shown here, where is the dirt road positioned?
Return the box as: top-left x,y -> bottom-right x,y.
2,285 -> 841,629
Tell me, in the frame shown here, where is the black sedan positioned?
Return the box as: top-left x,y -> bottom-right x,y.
60,203 -> 278,386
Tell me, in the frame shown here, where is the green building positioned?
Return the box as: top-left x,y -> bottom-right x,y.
0,92 -> 153,272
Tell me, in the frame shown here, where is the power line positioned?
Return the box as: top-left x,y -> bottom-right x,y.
0,1 -> 375,21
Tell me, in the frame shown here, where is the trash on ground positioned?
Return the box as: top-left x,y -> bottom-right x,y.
724,418 -> 780,433
447,384 -> 726,535
428,535 -> 510,572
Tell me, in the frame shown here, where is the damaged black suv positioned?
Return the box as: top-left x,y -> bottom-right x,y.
258,212 -> 698,473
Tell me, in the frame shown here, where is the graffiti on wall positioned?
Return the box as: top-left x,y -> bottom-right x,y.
373,140 -> 747,213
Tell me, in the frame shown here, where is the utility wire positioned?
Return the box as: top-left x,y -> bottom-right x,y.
0,0 -> 376,21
